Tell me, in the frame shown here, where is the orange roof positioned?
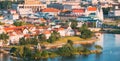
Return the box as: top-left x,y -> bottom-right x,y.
24,34 -> 30,38
87,6 -> 97,11
8,32 -> 16,36
39,18 -> 46,22
62,9 -> 69,12
15,30 -> 22,35
72,9 -> 85,13
42,8 -> 60,12
43,30 -> 51,34
9,33 -> 16,36
4,26 -> 25,32
58,28 -> 64,31
38,26 -> 43,29
4,27 -> 15,32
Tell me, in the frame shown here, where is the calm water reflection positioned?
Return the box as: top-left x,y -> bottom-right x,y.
1,34 -> 120,61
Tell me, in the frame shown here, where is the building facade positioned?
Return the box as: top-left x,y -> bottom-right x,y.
17,0 -> 47,12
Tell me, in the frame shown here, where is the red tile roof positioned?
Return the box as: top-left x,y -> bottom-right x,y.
87,6 -> 97,11
72,9 -> 85,13
4,26 -> 25,32
42,8 -> 60,12
43,30 -> 51,34
58,28 -> 64,31
39,18 -> 46,22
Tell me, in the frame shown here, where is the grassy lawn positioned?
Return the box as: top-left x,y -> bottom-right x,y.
55,36 -> 84,44
42,36 -> 95,46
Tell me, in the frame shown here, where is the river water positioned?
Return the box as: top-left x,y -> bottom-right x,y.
1,34 -> 120,61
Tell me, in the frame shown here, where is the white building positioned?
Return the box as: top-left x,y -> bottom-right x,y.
17,0 -> 47,12
58,28 -> 66,37
18,8 -> 33,17
10,14 -> 19,20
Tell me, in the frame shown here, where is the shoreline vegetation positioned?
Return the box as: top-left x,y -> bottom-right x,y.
10,46 -> 102,60
1,36 -> 103,60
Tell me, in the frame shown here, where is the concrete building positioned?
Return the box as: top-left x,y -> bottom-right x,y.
17,0 -> 47,12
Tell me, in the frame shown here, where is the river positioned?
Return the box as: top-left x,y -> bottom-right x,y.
1,34 -> 120,61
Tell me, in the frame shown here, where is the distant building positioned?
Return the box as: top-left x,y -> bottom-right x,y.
72,9 -> 85,16
76,16 -> 102,28
42,8 -> 60,16
16,0 -> 47,13
108,4 -> 120,18
86,6 -> 104,21
62,0 -> 81,10
18,8 -> 33,17
47,3 -> 64,10
10,14 -> 19,20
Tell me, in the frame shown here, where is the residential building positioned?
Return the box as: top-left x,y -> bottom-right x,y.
42,8 -> 60,16
108,4 -> 120,18
58,28 -> 66,36
72,9 -> 85,16
76,16 -> 102,28
43,30 -> 51,39
10,13 -> 19,20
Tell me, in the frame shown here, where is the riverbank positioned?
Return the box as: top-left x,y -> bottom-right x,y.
43,37 -> 97,49
9,45 -> 102,60
1,36 -> 99,60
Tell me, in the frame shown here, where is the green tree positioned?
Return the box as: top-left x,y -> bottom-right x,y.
95,45 -> 103,50
47,31 -> 60,43
70,19 -> 78,29
102,7 -> 112,15
67,40 -> 73,46
19,37 -> 26,45
19,37 -> 38,45
10,47 -> 17,56
23,46 -> 32,58
79,24 -> 93,39
79,24 -> 88,32
38,34 -> 46,42
41,50 -> 49,58
80,29 -> 93,39
32,50 -> 42,59
57,44 -> 77,56
0,33 -> 9,43
13,21 -> 26,26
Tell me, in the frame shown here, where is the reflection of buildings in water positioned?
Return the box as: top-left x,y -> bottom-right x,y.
0,53 -> 3,61
95,33 -> 104,47
115,34 -> 120,47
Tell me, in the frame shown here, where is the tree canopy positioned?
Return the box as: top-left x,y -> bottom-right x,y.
47,31 -> 60,43
13,21 -> 26,26
79,24 -> 93,39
